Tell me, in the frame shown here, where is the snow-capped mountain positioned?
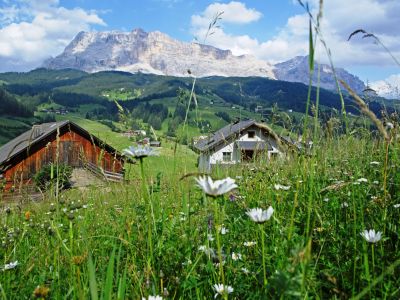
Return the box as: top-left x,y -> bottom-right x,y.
273,56 -> 366,93
43,28 -> 276,78
370,75 -> 400,99
43,28 -> 369,95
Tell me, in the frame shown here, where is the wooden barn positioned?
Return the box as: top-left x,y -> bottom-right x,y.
0,120 -> 126,191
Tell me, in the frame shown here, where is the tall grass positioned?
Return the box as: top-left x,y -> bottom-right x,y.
1,1 -> 400,299
0,133 -> 399,298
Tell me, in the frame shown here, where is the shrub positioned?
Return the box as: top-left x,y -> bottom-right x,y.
34,163 -> 73,190
215,111 -> 231,123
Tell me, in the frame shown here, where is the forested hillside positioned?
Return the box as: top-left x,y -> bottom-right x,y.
0,87 -> 33,117
0,68 -> 395,145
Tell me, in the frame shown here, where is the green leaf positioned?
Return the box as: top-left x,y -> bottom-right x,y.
103,247 -> 116,300
87,254 -> 99,300
309,19 -> 314,72
117,265 -> 128,300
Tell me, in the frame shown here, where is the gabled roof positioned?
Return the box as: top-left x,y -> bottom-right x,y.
0,120 -> 124,169
193,119 -> 285,153
0,121 -> 69,167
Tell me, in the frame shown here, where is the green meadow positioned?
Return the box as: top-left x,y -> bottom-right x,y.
1,2 -> 400,299
1,129 -> 400,299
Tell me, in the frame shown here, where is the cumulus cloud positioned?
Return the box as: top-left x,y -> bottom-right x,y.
191,0 -> 400,68
191,1 -> 262,27
191,1 -> 265,56
371,74 -> 400,99
0,0 -> 106,72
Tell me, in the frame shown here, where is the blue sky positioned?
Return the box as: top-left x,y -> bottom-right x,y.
57,0 -> 304,43
0,0 -> 399,91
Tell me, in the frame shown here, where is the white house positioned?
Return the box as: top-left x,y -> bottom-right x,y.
193,119 -> 283,172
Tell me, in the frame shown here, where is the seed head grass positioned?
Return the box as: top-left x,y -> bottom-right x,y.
0,135 -> 399,298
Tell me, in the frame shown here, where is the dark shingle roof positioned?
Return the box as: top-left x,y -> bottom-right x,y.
0,121 -> 69,167
194,119 -> 256,152
0,120 -> 127,169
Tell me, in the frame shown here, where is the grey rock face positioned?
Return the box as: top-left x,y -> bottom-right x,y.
43,28 -> 276,78
44,29 -> 367,94
274,56 -> 365,93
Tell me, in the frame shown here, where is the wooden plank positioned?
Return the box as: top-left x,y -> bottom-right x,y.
83,161 -> 124,182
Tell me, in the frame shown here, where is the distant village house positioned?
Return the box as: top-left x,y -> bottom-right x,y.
193,119 -> 283,172
121,130 -> 147,138
150,141 -> 161,147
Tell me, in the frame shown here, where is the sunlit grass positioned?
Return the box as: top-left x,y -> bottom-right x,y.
1,134 -> 399,298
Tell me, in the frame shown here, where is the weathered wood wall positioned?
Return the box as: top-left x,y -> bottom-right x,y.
2,128 -> 123,190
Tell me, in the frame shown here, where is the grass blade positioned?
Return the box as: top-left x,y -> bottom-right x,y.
117,265 -> 128,300
87,254 -> 99,300
103,247 -> 116,300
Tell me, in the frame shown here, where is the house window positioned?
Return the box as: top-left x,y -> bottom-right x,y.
270,152 -> 279,160
222,152 -> 232,161
248,131 -> 256,138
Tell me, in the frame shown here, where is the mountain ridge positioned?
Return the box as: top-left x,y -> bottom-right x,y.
43,28 -> 366,94
43,28 -> 276,78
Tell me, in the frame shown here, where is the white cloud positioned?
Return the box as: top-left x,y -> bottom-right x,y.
191,0 -> 400,69
0,0 -> 106,71
191,1 -> 262,27
191,1 -> 265,56
371,74 -> 400,99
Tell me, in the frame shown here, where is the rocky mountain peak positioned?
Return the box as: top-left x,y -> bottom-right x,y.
273,55 -> 365,93
42,28 -> 276,78
42,29 -> 366,94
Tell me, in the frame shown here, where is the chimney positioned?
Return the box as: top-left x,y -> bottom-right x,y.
32,125 -> 43,139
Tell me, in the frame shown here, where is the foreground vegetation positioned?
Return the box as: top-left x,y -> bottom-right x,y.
1,2 -> 400,298
1,133 -> 399,299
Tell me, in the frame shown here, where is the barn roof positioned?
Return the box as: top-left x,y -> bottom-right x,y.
0,120 -> 123,169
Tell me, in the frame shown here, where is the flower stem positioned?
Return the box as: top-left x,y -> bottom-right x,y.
371,244 -> 375,280
260,225 -> 267,286
214,199 -> 225,286
140,158 -> 153,264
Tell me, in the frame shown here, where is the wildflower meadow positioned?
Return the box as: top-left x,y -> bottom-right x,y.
1,134 -> 400,299
1,1 -> 400,299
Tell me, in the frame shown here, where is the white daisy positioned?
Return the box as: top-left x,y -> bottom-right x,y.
231,252 -> 242,261
3,260 -> 18,271
213,284 -> 233,298
195,176 -> 238,197
220,226 -> 229,235
243,241 -> 257,247
142,296 -> 163,300
123,145 -> 158,158
274,184 -> 290,191
246,207 -> 274,223
361,229 -> 382,243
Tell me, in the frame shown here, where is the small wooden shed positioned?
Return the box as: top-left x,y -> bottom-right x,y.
0,120 -> 125,191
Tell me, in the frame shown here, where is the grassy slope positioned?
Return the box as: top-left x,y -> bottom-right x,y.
0,70 -> 399,299
0,135 -> 399,299
55,114 -> 198,178
0,116 -> 37,145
